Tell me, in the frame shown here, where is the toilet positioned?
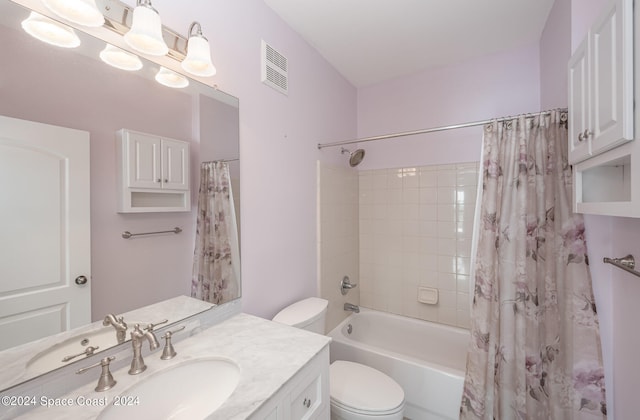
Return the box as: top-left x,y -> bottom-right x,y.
272,298 -> 405,420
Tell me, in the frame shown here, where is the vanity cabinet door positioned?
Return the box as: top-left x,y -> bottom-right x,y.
289,370 -> 323,419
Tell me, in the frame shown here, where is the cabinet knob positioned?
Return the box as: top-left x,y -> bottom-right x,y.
303,397 -> 311,408
156,178 -> 161,183
164,179 -> 168,183
578,129 -> 591,142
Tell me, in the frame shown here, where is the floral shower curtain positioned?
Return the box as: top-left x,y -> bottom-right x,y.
191,161 -> 240,304
460,111 -> 606,419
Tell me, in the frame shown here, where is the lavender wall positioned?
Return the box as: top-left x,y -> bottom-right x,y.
356,44 -> 541,171
119,0 -> 358,319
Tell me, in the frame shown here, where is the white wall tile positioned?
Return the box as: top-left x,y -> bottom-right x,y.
355,161 -> 479,329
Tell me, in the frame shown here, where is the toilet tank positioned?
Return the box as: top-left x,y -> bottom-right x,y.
272,297 -> 328,334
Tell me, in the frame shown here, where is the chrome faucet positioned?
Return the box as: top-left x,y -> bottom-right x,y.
344,303 -> 360,313
103,314 -> 128,344
128,323 -> 160,375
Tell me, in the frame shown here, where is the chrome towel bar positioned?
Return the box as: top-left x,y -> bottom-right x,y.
603,254 -> 640,278
122,227 -> 182,239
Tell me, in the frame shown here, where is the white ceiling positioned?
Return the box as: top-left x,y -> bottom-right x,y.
264,0 -> 556,88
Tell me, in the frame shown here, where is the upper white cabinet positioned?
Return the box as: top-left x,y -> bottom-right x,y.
570,0 -> 640,217
568,0 -> 634,165
117,129 -> 191,213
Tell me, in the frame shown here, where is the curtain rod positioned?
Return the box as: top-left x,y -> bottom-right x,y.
204,158 -> 239,163
317,108 -> 568,150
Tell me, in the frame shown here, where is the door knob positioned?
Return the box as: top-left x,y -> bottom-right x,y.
75,275 -> 88,285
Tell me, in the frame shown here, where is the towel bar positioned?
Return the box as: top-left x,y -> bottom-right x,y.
122,227 -> 182,239
603,254 -> 640,278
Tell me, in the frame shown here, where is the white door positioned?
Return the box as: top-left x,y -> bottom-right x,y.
0,115 -> 91,351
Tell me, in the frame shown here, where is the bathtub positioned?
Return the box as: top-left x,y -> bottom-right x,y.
327,308 -> 470,420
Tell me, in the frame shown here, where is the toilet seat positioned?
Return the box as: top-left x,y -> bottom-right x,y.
330,361 -> 404,417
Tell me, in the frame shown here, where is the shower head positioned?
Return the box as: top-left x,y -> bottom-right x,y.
341,147 -> 365,167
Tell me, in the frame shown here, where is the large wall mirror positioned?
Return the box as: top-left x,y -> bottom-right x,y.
0,0 -> 240,390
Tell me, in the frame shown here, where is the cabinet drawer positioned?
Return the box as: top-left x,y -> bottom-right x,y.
290,371 -> 322,420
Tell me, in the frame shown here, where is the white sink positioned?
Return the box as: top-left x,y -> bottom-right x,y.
26,322 -> 147,375
98,358 -> 240,420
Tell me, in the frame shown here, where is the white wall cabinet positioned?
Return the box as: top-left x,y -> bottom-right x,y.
570,0 -> 640,217
249,345 -> 330,420
117,129 -> 191,213
568,0 -> 634,165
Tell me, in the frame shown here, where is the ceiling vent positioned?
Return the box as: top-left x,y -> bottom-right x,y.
261,40 -> 288,95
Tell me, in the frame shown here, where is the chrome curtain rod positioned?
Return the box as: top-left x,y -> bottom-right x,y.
205,158 -> 239,163
317,108 -> 568,150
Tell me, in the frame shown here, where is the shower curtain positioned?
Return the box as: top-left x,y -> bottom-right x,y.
191,161 -> 240,304
460,111 -> 606,419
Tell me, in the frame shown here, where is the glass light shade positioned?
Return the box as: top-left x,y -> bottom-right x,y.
21,12 -> 80,48
181,35 -> 216,77
124,5 -> 168,56
42,0 -> 104,27
99,44 -> 143,71
155,67 -> 189,89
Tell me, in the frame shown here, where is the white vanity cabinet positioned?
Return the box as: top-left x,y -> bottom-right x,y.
250,345 -> 330,420
116,129 -> 191,213
570,0 -> 640,217
568,0 -> 634,165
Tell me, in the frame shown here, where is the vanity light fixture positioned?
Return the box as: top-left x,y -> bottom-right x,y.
41,0 -> 104,27
99,44 -> 143,71
21,11 -> 81,48
155,67 -> 189,88
181,22 -> 216,77
124,0 -> 168,56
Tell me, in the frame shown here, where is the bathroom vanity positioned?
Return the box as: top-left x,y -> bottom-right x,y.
3,310 -> 330,420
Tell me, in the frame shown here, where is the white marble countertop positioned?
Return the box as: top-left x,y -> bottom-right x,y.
0,296 -> 213,391
13,313 -> 331,420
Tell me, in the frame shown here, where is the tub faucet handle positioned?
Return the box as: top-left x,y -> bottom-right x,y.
340,276 -> 358,295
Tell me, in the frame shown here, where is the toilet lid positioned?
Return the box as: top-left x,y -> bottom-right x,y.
272,297 -> 328,327
330,361 -> 404,414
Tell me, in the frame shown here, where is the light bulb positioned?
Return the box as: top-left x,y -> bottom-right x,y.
42,0 -> 104,27
182,35 -> 216,77
155,67 -> 189,88
100,44 -> 143,71
124,3 -> 168,56
21,11 -> 80,48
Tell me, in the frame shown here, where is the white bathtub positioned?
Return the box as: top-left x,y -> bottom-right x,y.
327,308 -> 470,420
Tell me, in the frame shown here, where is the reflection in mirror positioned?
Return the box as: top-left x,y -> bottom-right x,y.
0,0 -> 240,390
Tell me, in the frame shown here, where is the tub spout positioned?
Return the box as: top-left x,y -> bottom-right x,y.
344,303 -> 360,313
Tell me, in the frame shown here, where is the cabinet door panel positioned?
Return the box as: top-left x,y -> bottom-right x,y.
127,132 -> 161,189
568,38 -> 591,164
590,0 -> 633,155
162,138 -> 189,190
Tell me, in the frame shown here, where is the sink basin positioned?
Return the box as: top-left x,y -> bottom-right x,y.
98,358 -> 240,420
26,322 -> 147,375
